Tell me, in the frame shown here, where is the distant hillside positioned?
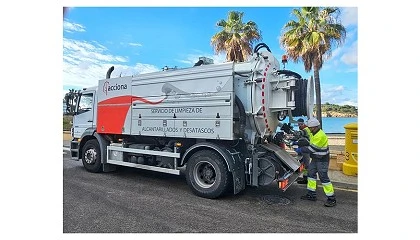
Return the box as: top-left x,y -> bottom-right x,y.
316,103 -> 358,118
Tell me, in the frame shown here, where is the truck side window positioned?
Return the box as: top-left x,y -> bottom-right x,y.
77,93 -> 93,114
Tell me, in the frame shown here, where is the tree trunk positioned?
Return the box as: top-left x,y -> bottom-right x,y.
314,68 -> 323,128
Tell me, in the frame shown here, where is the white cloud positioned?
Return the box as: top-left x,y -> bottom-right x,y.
340,41 -> 358,65
341,7 -> 358,27
321,84 -> 358,107
63,20 -> 86,33
128,42 -> 142,47
338,100 -> 358,106
176,52 -> 227,67
63,38 -> 160,90
330,47 -> 342,60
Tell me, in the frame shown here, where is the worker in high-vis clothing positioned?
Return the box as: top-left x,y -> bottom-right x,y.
295,117 -> 336,207
294,118 -> 312,184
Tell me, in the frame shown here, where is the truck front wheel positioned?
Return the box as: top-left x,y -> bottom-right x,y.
186,150 -> 230,199
82,139 -> 102,173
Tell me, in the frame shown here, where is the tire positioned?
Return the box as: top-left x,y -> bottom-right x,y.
82,139 -> 102,173
185,150 -> 230,199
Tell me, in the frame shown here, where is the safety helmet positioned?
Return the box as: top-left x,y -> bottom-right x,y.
306,118 -> 320,127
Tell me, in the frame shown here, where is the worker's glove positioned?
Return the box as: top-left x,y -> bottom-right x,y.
297,138 -> 310,147
294,147 -> 302,154
280,123 -> 293,134
292,130 -> 302,137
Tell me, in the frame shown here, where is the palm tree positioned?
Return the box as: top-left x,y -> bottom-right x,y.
280,7 -> 346,127
211,11 -> 262,62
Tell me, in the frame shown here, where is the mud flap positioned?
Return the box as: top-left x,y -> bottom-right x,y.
259,143 -> 303,191
93,132 -> 117,173
225,147 -> 246,195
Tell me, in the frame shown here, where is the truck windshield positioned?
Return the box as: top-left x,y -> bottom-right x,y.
77,93 -> 93,114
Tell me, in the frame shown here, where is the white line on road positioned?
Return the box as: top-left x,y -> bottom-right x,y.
63,147 -> 70,152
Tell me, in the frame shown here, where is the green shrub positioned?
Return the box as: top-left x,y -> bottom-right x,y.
63,115 -> 73,131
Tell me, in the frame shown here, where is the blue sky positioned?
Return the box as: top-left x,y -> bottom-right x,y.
63,7 -> 358,106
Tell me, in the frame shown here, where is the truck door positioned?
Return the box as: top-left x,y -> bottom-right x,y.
73,91 -> 95,139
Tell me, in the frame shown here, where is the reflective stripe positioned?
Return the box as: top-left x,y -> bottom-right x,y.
309,144 -> 329,152
307,146 -> 329,156
307,178 -> 317,191
312,151 -> 329,156
322,182 -> 335,196
309,144 -> 330,151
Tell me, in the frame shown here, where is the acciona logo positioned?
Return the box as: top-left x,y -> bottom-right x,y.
103,81 -> 128,95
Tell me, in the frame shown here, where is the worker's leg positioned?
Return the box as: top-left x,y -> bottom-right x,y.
297,153 -> 310,184
301,158 -> 317,201
316,158 -> 336,207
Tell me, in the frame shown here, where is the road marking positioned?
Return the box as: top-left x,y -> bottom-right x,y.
63,147 -> 70,151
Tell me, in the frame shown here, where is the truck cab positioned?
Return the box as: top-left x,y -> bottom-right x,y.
70,87 -> 96,159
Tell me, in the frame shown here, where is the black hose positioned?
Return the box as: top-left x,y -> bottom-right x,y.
235,95 -> 246,138
277,70 -> 302,79
253,43 -> 271,53
234,71 -> 250,78
106,66 -> 114,79
193,59 -> 204,67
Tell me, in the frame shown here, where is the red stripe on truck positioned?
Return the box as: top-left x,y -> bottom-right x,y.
97,95 -> 166,134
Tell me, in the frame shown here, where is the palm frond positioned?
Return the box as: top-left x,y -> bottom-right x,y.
211,11 -> 262,62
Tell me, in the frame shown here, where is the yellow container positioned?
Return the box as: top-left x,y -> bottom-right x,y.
342,123 -> 358,176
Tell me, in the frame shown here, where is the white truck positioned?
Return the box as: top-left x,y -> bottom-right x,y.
70,43 -> 314,199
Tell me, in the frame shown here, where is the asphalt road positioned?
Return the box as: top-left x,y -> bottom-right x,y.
63,150 -> 358,233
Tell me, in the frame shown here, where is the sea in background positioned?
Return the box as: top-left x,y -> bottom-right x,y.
282,116 -> 358,134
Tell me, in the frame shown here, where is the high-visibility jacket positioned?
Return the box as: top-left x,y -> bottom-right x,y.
304,128 -> 330,161
302,127 -> 312,139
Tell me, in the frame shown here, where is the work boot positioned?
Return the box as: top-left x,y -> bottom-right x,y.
324,198 -> 337,207
297,176 -> 308,184
300,193 -> 317,201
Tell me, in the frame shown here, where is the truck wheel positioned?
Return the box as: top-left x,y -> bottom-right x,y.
186,150 -> 230,199
82,139 -> 102,173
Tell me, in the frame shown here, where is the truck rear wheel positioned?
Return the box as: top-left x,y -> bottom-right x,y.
82,139 -> 102,173
186,150 -> 230,199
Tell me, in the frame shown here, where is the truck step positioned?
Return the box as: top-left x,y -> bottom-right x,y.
107,159 -> 180,175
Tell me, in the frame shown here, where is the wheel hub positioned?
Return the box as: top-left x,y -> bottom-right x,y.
84,149 -> 97,164
203,166 -> 214,180
194,161 -> 216,188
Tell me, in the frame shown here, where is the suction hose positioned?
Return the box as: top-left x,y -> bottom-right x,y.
253,43 -> 271,53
